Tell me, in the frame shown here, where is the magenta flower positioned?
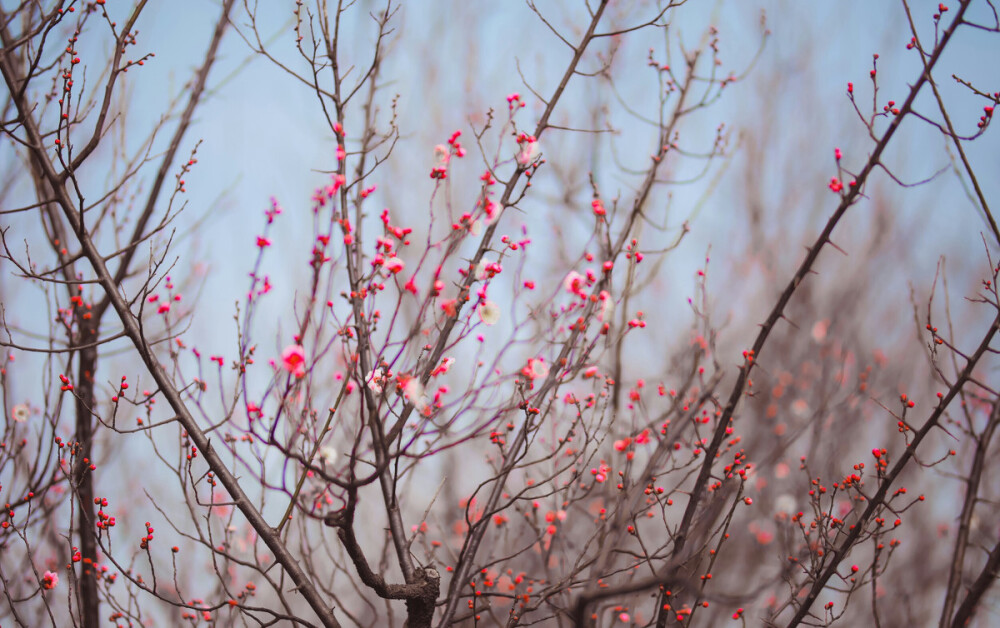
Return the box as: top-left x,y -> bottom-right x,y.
41,570 -> 58,590
281,344 -> 306,378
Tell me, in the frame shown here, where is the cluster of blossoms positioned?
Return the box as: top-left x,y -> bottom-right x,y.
277,346 -> 465,415
506,92 -> 525,111
515,132 -> 539,166
430,130 -> 465,180
371,208 -> 412,276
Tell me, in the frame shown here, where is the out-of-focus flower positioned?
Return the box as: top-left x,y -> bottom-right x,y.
525,358 -> 549,380
318,446 -> 337,466
367,367 -> 387,394
477,301 -> 500,326
11,403 -> 29,423
281,345 -> 306,378
403,377 -> 427,412
432,357 -> 454,377
434,144 -> 450,165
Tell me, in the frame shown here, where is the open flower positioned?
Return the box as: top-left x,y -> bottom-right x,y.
434,144 -> 450,165
11,403 -> 29,423
384,257 -> 405,274
524,358 -> 549,380
281,344 -> 306,378
431,357 -> 454,377
367,367 -> 387,394
403,377 -> 428,412
41,570 -> 58,590
318,446 -> 337,466
564,271 -> 585,296
477,301 -> 500,326
517,138 -> 540,165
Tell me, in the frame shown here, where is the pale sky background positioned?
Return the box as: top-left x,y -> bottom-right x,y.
109,0 -> 999,351
2,0 -> 999,624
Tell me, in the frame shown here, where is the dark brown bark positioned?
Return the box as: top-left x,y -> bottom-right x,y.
325,499 -> 440,628
72,336 -> 99,628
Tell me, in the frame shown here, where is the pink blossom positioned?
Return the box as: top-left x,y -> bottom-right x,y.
564,271 -> 585,295
384,257 -> 405,274
367,367 -> 387,394
524,358 -> 549,380
434,144 -> 450,165
440,299 -> 458,317
41,570 -> 58,590
432,357 -> 454,377
404,276 -> 418,294
281,344 -> 306,378
598,290 -> 614,321
517,137 -> 540,165
403,377 -> 427,411
11,403 -> 29,423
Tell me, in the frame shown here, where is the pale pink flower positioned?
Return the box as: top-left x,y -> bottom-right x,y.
517,140 -> 540,165
384,257 -> 405,274
525,358 -> 549,380
477,301 -> 500,326
598,290 -> 614,321
11,403 -> 29,423
434,144 -> 450,165
564,271 -> 585,295
403,377 -> 427,412
475,259 -> 491,281
281,345 -> 306,378
432,357 -> 454,377
318,446 -> 337,466
367,367 -> 387,394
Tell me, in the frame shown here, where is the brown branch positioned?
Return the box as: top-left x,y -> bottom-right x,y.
788,314 -> 998,626
950,528 -> 1000,628
96,0 -> 237,320
324,492 -> 439,627
0,6 -> 342,628
901,0 -> 1000,247
657,3 -> 974,625
61,0 -> 148,177
434,3 -> 612,625
940,401 -> 1000,626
